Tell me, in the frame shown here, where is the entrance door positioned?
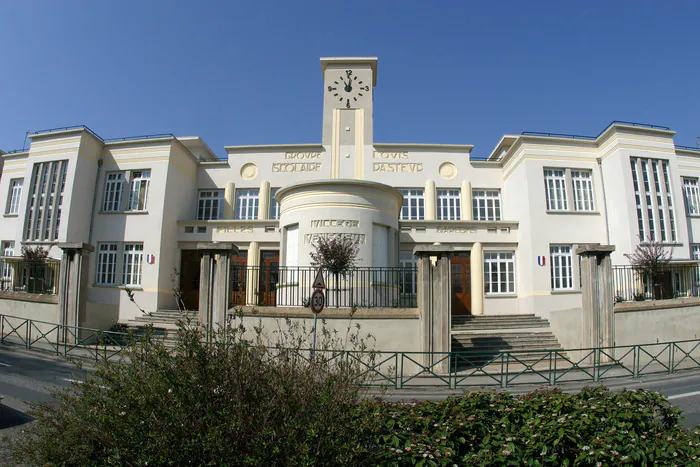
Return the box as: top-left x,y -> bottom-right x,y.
230,251 -> 248,307
179,250 -> 200,311
451,252 -> 471,315
259,251 -> 279,306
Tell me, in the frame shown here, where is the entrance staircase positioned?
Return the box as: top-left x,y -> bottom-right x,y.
125,310 -> 198,342
451,314 -> 565,367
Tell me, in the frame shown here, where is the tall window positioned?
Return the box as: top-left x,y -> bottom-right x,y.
96,243 -> 119,285
399,251 -> 418,299
197,190 -> 223,220
630,157 -> 677,242
23,160 -> 68,241
1,241 -> 15,290
122,243 -> 144,286
399,189 -> 425,220
269,188 -> 280,219
235,189 -> 259,220
484,252 -> 515,295
683,178 -> 700,215
436,189 -> 461,220
127,170 -> 150,211
6,179 -> 23,215
472,189 -> 501,221
544,169 -> 568,211
550,245 -> 573,290
571,170 -> 595,211
103,173 -> 124,212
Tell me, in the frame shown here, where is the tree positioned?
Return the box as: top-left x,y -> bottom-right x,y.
624,236 -> 673,299
310,235 -> 359,307
20,244 -> 50,263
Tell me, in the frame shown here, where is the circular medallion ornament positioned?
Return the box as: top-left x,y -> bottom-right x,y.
439,162 -> 457,180
240,163 -> 258,180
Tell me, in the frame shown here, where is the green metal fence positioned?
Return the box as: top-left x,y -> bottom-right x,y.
1,313 -> 699,388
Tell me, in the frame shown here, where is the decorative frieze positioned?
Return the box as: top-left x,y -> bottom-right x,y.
303,233 -> 367,244
310,219 -> 360,228
271,162 -> 322,172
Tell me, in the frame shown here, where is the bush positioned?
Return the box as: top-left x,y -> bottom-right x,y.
10,315 -> 377,466
354,387 -> 700,466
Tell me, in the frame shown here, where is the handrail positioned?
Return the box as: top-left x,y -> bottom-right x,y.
2,313 -> 700,389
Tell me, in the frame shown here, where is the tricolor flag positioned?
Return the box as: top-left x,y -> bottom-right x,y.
537,255 -> 546,266
146,254 -> 155,264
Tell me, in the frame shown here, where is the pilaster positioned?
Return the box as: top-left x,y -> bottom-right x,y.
223,182 -> 236,220
461,181 -> 472,221
246,241 -> 261,305
258,181 -> 270,220
425,179 -> 436,221
470,242 -> 484,315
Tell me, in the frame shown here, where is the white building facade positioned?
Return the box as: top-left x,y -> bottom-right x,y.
2,56 -> 700,328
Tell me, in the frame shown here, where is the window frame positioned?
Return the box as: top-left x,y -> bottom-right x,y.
399,188 -> 425,221
269,187 -> 280,220
6,178 -> 23,215
235,188 -> 260,220
23,160 -> 68,242
96,243 -> 119,286
543,169 -> 568,211
197,189 -> 224,221
550,245 -> 574,291
683,177 -> 700,216
630,157 -> 677,243
571,170 -> 595,212
483,251 -> 516,295
126,170 -> 151,212
121,243 -> 144,287
472,189 -> 501,221
436,188 -> 461,221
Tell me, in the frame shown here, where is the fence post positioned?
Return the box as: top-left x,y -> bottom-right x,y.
197,243 -> 237,334
57,243 -> 94,344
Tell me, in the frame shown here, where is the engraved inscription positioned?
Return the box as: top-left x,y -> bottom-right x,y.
285,152 -> 322,159
272,162 -> 322,172
310,219 -> 360,228
216,226 -> 255,233
436,227 -> 477,234
373,151 -> 408,159
304,233 -> 366,244
373,162 -> 424,172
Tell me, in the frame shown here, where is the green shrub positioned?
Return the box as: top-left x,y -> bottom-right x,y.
354,387 -> 700,466
10,315 -> 377,466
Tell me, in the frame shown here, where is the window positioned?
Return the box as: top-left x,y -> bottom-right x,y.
96,243 -> 119,285
102,173 -> 124,212
550,245 -> 573,290
399,251 -> 418,299
571,170 -> 595,211
235,189 -> 259,220
197,190 -> 223,220
23,160 -> 68,241
1,241 -> 15,290
127,170 -> 150,211
472,189 -> 501,221
484,252 -> 515,295
436,189 -> 461,220
122,243 -> 144,286
544,169 -> 568,211
269,188 -> 280,219
630,157 -> 677,242
399,189 -> 425,220
6,179 -> 23,215
683,178 -> 700,215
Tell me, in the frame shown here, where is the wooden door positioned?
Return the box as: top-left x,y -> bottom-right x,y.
451,252 -> 471,315
179,250 -> 200,311
259,251 -> 279,306
230,251 -> 248,307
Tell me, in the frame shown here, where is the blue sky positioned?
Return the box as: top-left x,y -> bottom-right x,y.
0,1 -> 698,159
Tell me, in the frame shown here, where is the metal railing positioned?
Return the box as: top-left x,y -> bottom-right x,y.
612,264 -> 699,302
2,313 -> 699,388
0,258 -> 60,295
230,265 -> 418,308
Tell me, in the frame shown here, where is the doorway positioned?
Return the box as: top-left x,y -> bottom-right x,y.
179,250 -> 200,311
451,252 -> 471,315
258,251 -> 279,306
230,251 -> 248,307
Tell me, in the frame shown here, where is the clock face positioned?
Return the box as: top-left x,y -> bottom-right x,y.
327,69 -> 370,108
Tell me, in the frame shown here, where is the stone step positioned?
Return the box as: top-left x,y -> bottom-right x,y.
451,334 -> 560,343
451,318 -> 548,326
452,324 -> 551,331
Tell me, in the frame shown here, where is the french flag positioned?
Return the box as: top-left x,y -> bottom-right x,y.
145,254 -> 155,264
537,255 -> 546,266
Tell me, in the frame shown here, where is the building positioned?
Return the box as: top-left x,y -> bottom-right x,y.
1,56 -> 700,331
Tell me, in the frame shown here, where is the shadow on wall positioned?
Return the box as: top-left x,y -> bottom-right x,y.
451,336 -> 511,370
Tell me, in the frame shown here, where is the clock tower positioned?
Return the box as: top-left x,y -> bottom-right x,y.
321,57 -> 377,179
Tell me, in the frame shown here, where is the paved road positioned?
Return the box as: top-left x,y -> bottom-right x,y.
1,344 -> 699,452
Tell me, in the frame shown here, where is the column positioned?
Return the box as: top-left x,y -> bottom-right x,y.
414,245 -> 453,372
461,181 -> 472,221
470,242 -> 484,315
425,179 -> 436,221
57,243 -> 94,343
576,244 -> 616,363
246,241 -> 260,306
258,181 -> 270,220
198,243 -> 238,333
223,182 -> 236,220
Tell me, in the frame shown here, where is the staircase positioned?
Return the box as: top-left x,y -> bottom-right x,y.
125,310 -> 198,342
451,315 -> 565,367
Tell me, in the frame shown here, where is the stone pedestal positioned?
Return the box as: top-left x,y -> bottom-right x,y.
198,243 -> 237,333
57,243 -> 94,343
414,245 -> 453,372
576,244 -> 615,363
